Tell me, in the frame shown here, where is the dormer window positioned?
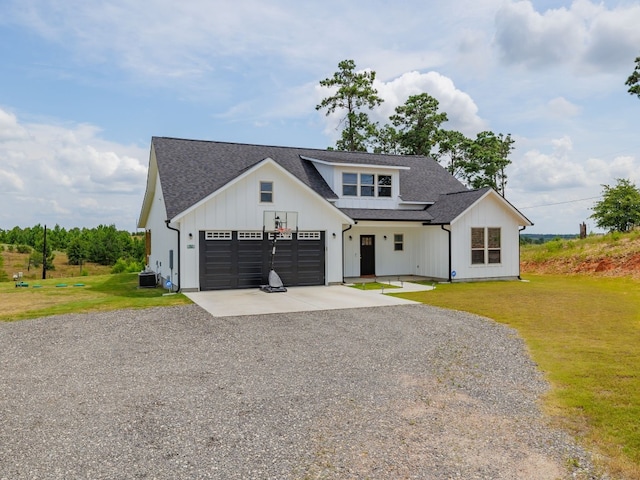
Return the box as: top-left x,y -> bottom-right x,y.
342,173 -> 358,196
342,173 -> 392,198
378,175 -> 391,197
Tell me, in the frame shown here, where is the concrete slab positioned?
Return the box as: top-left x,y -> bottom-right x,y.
184,282 -> 434,317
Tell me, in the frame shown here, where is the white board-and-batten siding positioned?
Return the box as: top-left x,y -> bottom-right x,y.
449,193 -> 523,280
176,160 -> 348,290
144,172 -> 180,288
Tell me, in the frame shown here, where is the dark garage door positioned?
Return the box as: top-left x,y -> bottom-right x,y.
199,231 -> 325,290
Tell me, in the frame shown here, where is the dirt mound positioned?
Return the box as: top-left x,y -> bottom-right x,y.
521,235 -> 640,279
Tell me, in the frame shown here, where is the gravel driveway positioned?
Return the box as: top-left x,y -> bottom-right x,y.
0,304 -> 602,479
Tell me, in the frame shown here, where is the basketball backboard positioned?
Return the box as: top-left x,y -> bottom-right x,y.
263,211 -> 298,232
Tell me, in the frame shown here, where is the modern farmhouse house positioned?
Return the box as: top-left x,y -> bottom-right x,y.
137,137 -> 532,291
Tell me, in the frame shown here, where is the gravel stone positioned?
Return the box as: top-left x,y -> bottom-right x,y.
0,304 -> 607,479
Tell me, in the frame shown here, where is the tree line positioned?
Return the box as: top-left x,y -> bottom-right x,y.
316,59 -> 514,196
0,224 -> 145,272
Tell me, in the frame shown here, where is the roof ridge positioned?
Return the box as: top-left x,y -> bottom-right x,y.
152,136 -> 431,160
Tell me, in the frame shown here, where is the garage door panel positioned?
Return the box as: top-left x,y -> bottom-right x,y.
200,231 -> 325,290
237,240 -> 265,287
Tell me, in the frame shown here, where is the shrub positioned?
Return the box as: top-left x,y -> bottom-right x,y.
16,244 -> 32,254
545,239 -> 564,253
111,258 -> 144,274
110,258 -> 128,274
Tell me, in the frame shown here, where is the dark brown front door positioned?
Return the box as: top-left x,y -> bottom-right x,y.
360,235 -> 375,276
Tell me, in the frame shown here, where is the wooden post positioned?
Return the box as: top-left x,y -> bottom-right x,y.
579,222 -> 587,239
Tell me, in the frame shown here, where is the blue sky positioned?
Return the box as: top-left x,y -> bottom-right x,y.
1,0 -> 639,234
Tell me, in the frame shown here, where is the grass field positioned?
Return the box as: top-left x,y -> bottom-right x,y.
0,273 -> 191,321
396,275 -> 640,479
1,247 -> 112,279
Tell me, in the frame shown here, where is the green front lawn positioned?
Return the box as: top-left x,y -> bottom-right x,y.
0,273 -> 191,321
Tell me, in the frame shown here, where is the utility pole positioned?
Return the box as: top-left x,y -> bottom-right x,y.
42,225 -> 47,280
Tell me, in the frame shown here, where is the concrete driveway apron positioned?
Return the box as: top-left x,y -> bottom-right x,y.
184,282 -> 433,317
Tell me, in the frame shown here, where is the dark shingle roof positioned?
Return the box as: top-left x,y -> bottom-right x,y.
424,188 -> 491,223
152,137 -> 468,220
339,208 -> 434,222
340,189 -> 495,223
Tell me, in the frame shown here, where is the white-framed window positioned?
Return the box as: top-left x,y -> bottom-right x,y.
342,173 -> 392,198
268,231 -> 293,240
260,181 -> 273,203
378,175 -> 392,197
298,231 -> 321,240
205,231 -> 232,240
238,231 -> 263,240
393,233 -> 404,251
360,174 -> 375,197
471,227 -> 501,265
342,173 -> 358,196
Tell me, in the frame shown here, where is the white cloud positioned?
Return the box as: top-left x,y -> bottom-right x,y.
0,169 -> 25,191
507,134 -> 640,233
494,0 -> 640,73
547,97 -> 581,117
315,69 -> 487,141
0,109 -> 28,141
585,155 -> 640,185
510,135 -> 639,194
0,107 -> 147,228
511,135 -> 589,192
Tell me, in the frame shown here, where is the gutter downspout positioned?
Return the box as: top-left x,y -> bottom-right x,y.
341,224 -> 353,283
165,220 -> 181,293
441,224 -> 452,282
518,225 -> 527,280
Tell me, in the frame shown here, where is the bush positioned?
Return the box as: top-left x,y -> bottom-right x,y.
111,258 -> 144,274
545,239 -> 564,253
110,259 -> 128,274
16,244 -> 31,254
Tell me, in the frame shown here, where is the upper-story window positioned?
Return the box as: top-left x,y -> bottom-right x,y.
378,175 -> 391,197
260,181 -> 273,203
342,173 -> 392,198
342,173 -> 358,196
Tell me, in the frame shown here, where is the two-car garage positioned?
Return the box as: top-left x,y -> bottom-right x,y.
198,230 -> 325,290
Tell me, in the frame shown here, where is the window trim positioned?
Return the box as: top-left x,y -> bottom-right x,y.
205,231 -> 232,240
342,173 -> 358,196
259,181 -> 273,203
393,233 -> 404,251
342,172 -> 392,198
238,231 -> 263,240
471,227 -> 501,265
